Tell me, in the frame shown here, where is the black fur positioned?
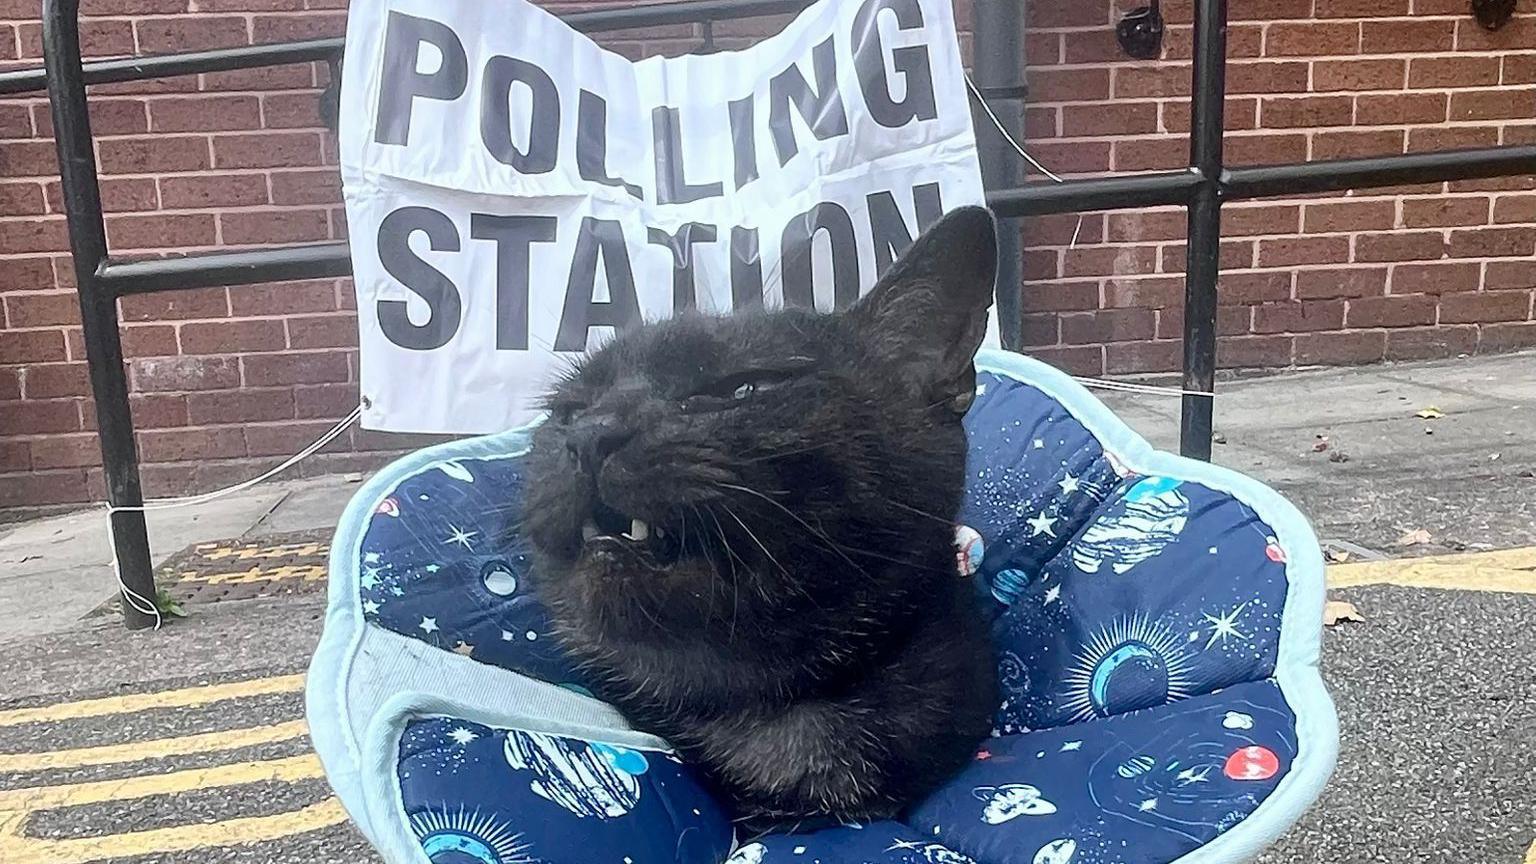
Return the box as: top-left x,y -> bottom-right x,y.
523,207 -> 1001,833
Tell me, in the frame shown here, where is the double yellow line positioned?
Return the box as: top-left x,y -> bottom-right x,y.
1327,546 -> 1536,595
0,674 -> 346,864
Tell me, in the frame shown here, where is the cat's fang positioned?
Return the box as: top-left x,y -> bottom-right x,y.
625,519 -> 651,541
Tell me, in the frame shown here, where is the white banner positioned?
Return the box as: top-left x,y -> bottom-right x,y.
341,0 -> 993,433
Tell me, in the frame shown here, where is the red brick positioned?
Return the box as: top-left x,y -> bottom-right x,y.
1296,267 -> 1389,300
220,210 -> 331,245
0,141 -> 60,178
1311,130 -> 1405,160
1226,134 -> 1308,166
262,93 -> 327,130
1355,92 -> 1449,126
245,421 -> 354,458
1408,56 -> 1502,89
251,12 -> 347,41
1493,195 -> 1536,224
1345,294 -> 1438,328
0,103 -> 33,140
1504,54 -> 1536,86
1024,249 -> 1062,281
180,319 -> 287,354
1260,95 -> 1352,129
4,292 -> 78,327
1303,200 -> 1396,233
1450,89 -> 1536,122
212,133 -> 323,169
1222,205 -> 1300,236
1064,246 -> 1159,278
1166,24 -> 1264,60
1060,309 -> 1156,344
138,427 -> 247,462
1024,107 -> 1058,140
1455,17 -> 1536,52
1264,22 -> 1359,57
1392,261 -> 1481,295
1402,197 -> 1490,228
1020,141 -> 1111,175
1106,211 -> 1186,243
87,178 -> 161,213
1295,330 -> 1386,365
122,324 -> 180,358
1441,291 -> 1532,323
1316,0 -> 1409,15
1112,66 -> 1188,99
1103,277 -> 1185,309
1253,301 -> 1346,334
118,287 -> 228,322
1161,240 -> 1255,272
294,383 -> 360,419
29,434 -> 102,470
1218,334 -> 1293,368
106,213 -> 217,250
1105,340 -> 1182,374
148,95 -> 261,133
159,173 -> 269,208
1356,231 -> 1449,263
0,218 -> 68,254
242,352 -> 350,386
1312,59 -> 1406,92
1020,281 -> 1100,313
1407,126 -> 1502,152
1480,322 -> 1536,351
1220,271 -> 1294,304
19,362 -> 88,398
186,389 -> 296,425
1447,227 -> 1536,258
0,329 -> 67,363
0,181 -> 45,216
0,257 -> 58,292
1449,175 -> 1536,194
1026,214 -> 1105,247
1257,236 -> 1351,267
0,441 -> 29,473
1386,325 -> 1479,360
0,398 -> 81,435
1485,260 -> 1536,290
1063,28 -> 1132,64
130,356 -> 242,392
17,19 -> 134,58
97,136 -> 210,173
1018,314 -> 1059,348
1030,346 -> 1104,376
228,281 -> 339,316
1062,102 -> 1159,137
1161,98 -> 1259,133
1221,62 -> 1309,96
0,470 -> 90,508
124,393 -> 190,429
1361,19 -> 1455,53
201,66 -> 314,92
287,314 -> 359,349
1112,138 -> 1188,172
135,16 -> 250,53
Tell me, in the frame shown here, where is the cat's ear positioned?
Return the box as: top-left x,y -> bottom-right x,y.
848,205 -> 998,413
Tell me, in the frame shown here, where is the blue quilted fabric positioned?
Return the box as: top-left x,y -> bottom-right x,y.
308,349 -> 1336,864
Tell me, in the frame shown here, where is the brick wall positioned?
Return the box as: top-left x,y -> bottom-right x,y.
0,0 -> 1533,513
1020,0 -> 1536,375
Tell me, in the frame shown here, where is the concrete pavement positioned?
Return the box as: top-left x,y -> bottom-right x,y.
0,350 -> 1532,863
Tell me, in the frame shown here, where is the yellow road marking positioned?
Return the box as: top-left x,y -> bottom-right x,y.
176,564 -> 328,585
198,542 -> 329,562
1327,546 -> 1536,594
0,753 -> 323,810
0,674 -> 305,728
0,720 -> 309,772
0,798 -> 347,864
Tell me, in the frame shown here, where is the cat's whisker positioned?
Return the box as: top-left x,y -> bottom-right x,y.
715,482 -> 873,580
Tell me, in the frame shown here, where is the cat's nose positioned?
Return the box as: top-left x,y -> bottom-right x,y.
565,420 -> 634,474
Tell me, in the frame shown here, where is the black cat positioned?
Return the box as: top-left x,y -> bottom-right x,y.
523,206 -> 1001,833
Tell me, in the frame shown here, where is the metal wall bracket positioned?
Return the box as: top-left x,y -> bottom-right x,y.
1472,0 -> 1515,30
1117,1 -> 1165,60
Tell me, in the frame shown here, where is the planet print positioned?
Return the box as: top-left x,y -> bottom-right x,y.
1224,745 -> 1280,781
954,526 -> 986,576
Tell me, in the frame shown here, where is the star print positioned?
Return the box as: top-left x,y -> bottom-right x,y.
1203,602 -> 1251,649
1026,511 -> 1057,537
1188,630 -> 1201,642
448,727 -> 478,745
1139,797 -> 1159,812
1058,473 -> 1080,495
360,568 -> 380,589
443,525 -> 478,550
886,840 -> 923,853
1033,438 -> 1045,449
364,552 -> 380,564
1044,584 -> 1062,604
419,616 -> 439,634
525,631 -> 538,641
501,629 -> 516,641
975,384 -> 987,396
453,641 -> 475,656
391,586 -> 405,596
362,600 -> 380,615
1177,766 -> 1212,786
425,564 -> 441,573
1060,740 -> 1082,752
976,750 -> 992,760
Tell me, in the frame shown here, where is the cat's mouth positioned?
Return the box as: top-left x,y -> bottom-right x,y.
581,500 -> 684,566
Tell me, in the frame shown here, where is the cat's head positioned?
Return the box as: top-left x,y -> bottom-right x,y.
524,206 -> 998,644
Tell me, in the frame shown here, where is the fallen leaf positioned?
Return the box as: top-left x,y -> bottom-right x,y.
1324,548 -> 1352,564
1415,407 -> 1447,420
1212,433 -> 1228,445
1312,436 -> 1331,453
1324,600 -> 1365,627
1328,451 -> 1350,464
1397,528 -> 1432,547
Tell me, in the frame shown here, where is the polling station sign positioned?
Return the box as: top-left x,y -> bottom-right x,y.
341,0 -> 991,432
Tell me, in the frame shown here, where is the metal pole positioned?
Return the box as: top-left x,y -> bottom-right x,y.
43,0 -> 158,629
1180,0 -> 1227,462
972,0 -> 1026,350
